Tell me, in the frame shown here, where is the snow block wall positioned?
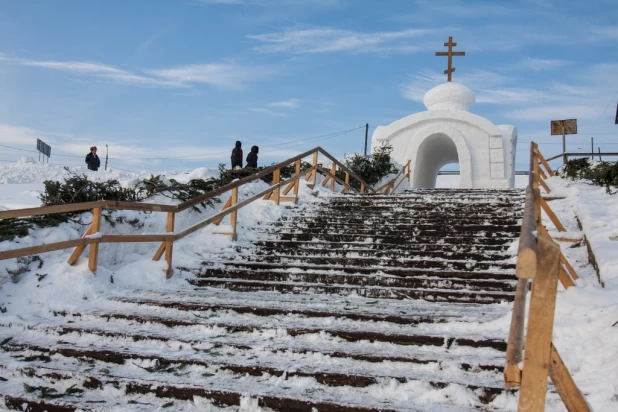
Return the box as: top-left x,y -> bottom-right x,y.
372,82 -> 517,189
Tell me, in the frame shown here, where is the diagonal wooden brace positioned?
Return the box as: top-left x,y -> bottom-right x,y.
540,197 -> 567,232
66,224 -> 93,265
549,343 -> 590,411
213,196 -> 233,226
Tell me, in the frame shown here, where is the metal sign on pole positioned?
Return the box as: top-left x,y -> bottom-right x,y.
550,119 -> 577,165
36,138 -> 52,163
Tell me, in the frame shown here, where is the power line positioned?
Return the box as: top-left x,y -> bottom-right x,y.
589,90 -> 618,134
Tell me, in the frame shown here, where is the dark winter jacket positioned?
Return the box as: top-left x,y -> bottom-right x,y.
85,152 -> 100,171
231,141 -> 243,168
246,146 -> 259,168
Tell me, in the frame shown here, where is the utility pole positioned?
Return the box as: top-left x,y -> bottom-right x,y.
105,144 -> 109,171
591,137 -> 594,160
364,123 -> 369,156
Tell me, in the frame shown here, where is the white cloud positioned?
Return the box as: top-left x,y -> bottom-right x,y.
0,124 -> 41,146
17,58 -> 180,87
198,0 -> 249,4
511,57 -> 571,72
147,63 -> 277,90
268,99 -> 300,109
589,25 -> 618,40
248,27 -> 432,54
249,108 -> 288,116
508,105 -> 601,121
0,53 -> 276,90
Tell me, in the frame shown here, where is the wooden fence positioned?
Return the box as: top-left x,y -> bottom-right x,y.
0,147 -> 376,277
504,142 -> 590,411
375,160 -> 411,194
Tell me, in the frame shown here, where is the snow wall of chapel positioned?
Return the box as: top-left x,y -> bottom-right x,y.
371,83 -> 517,189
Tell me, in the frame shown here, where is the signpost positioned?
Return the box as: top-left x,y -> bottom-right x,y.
550,119 -> 577,165
36,139 -> 51,163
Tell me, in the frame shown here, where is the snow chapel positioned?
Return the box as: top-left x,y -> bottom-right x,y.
370,37 -> 517,189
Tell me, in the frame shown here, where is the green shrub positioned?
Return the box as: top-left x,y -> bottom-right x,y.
559,158 -> 618,194
336,143 -> 399,190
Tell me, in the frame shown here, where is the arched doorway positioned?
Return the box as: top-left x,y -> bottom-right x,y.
405,125 -> 473,189
412,133 -> 459,188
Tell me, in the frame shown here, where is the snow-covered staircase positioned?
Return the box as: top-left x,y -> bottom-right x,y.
0,189 -> 525,411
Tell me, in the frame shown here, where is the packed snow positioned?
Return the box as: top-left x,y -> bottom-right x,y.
0,159 -> 616,411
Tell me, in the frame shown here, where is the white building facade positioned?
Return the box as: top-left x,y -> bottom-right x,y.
371,82 -> 517,189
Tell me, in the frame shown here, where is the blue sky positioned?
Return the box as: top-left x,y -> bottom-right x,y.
0,0 -> 617,172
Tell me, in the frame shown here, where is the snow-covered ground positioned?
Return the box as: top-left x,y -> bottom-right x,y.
0,158 -> 616,410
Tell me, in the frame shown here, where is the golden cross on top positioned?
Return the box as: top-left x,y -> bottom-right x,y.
435,36 -> 465,82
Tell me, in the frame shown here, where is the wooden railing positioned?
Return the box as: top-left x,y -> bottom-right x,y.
376,160 -> 411,194
504,142 -> 589,411
0,147 -> 375,277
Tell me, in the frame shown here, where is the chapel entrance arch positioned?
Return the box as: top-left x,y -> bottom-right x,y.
412,133 -> 459,188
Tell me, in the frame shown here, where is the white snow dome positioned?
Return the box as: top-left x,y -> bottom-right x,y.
423,82 -> 476,112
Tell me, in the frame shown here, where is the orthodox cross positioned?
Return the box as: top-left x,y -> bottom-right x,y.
435,36 -> 465,82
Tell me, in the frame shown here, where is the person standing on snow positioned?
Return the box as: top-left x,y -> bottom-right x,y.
246,145 -> 259,168
85,146 -> 101,171
231,141 -> 243,169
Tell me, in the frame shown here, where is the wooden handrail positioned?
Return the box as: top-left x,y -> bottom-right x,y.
175,165 -> 318,240
317,148 -> 376,193
545,151 -> 618,163
504,278 -> 529,387
504,142 -> 589,410
516,186 -> 538,280
0,147 -> 373,276
176,147 -> 320,212
376,160 -> 411,194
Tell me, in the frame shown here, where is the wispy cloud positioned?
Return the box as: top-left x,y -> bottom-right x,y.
248,108 -> 288,116
147,63 -> 277,90
198,0 -> 250,4
248,27 -> 432,54
589,25 -> 618,41
508,105 -> 601,121
268,98 -> 301,109
0,53 -> 277,90
399,64 -> 618,125
510,57 -> 571,72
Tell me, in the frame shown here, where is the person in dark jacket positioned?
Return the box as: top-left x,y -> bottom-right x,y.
231,141 -> 243,169
245,146 -> 259,168
85,146 -> 100,171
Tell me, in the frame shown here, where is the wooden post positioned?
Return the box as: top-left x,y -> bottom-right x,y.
230,187 -> 238,241
406,160 -> 411,180
310,151 -> 318,187
294,160 -> 301,199
164,212 -> 175,278
343,172 -> 350,194
549,343 -> 591,412
330,163 -> 336,191
273,169 -> 281,205
518,236 -> 561,411
88,208 -> 102,273
360,183 -> 365,194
